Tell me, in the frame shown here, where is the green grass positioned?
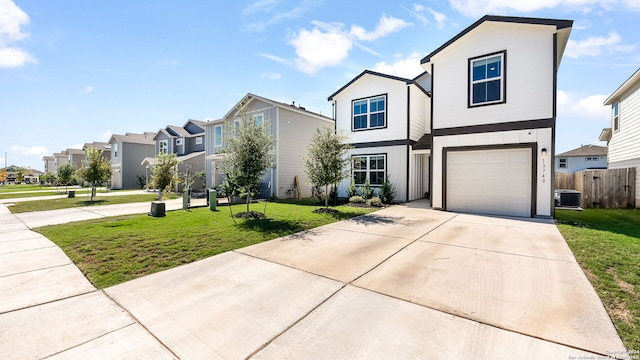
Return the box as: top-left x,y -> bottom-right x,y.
556,208 -> 640,350
0,184 -> 55,192
8,193 -> 177,213
0,188 -> 112,200
36,202 -> 376,288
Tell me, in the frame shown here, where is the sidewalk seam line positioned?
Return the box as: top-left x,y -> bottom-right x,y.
0,289 -> 98,315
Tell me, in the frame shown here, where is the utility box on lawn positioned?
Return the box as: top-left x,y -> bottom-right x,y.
150,201 -> 166,217
209,189 -> 217,211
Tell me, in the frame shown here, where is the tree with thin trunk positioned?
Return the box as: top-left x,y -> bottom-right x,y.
57,163 -> 76,194
305,127 -> 351,209
76,148 -> 111,201
150,153 -> 180,201
219,102 -> 275,216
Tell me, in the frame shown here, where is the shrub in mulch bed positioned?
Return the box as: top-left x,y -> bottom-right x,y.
235,211 -> 266,219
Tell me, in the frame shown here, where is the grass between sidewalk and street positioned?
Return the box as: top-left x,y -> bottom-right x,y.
7,193 -> 178,213
0,188 -> 111,200
555,208 -> 640,351
36,201 -> 376,289
0,184 -> 57,192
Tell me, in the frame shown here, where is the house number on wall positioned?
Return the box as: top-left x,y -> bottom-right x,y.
541,158 -> 546,183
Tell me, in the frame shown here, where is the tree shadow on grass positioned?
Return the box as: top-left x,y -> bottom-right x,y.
237,217 -> 308,238
79,200 -> 107,206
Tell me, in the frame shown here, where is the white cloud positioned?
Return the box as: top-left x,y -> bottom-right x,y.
290,25 -> 352,74
10,145 -> 48,156
565,30 -> 635,58
448,0 -> 630,18
259,53 -> 291,65
289,15 -> 411,74
401,5 -> 447,29
0,0 -> 36,68
83,85 -> 94,94
371,52 -> 425,79
97,130 -> 112,142
244,0 -> 322,32
261,71 -> 281,80
349,14 -> 411,41
557,90 -> 610,122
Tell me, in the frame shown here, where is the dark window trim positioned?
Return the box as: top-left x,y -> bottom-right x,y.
351,93 -> 388,132
433,118 -> 553,136
468,50 -> 507,108
441,143 -> 537,217
351,139 -> 414,149
351,153 -> 387,187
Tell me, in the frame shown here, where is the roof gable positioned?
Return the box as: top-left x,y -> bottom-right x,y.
328,70 -> 415,101
421,15 -> 572,66
604,67 -> 640,105
224,93 -> 333,123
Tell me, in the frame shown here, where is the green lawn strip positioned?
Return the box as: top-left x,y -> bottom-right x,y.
8,193 -> 176,213
0,189 -> 128,200
0,185 -> 55,192
36,202 -> 376,289
555,209 -> 640,350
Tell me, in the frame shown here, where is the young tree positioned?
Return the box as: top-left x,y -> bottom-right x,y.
150,153 -> 179,201
304,127 -> 351,208
77,148 -> 112,201
57,163 -> 76,193
15,166 -> 25,184
219,105 -> 275,215
0,169 -> 6,185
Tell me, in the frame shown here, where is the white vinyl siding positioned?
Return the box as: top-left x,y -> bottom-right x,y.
608,81 -> 640,163
430,22 -> 554,129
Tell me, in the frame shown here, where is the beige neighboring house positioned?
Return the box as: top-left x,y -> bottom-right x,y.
83,141 -> 112,161
109,132 -> 156,189
555,144 -> 608,173
204,93 -> 334,198
600,67 -> 640,207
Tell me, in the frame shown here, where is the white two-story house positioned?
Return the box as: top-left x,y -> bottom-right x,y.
330,15 -> 573,217
600,67 -> 640,207
204,93 -> 334,198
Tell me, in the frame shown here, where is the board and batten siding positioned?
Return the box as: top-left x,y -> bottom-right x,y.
409,84 -> 430,141
338,145 -> 408,202
431,127 -> 553,216
608,80 -> 640,163
333,75 -> 409,143
431,22 -> 555,129
276,107 -> 333,198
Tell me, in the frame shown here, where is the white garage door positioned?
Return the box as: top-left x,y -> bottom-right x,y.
446,148 -> 532,217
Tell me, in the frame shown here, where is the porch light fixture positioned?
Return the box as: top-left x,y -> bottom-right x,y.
541,148 -> 547,156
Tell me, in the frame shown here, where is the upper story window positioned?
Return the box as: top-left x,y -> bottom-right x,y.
613,102 -> 619,131
559,158 -> 567,168
176,138 -> 183,146
113,143 -> 118,158
214,125 -> 223,147
469,51 -> 505,107
196,136 -> 203,145
352,95 -> 386,131
253,114 -> 263,127
159,140 -> 168,154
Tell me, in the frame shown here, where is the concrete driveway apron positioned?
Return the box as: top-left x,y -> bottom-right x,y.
105,205 -> 625,359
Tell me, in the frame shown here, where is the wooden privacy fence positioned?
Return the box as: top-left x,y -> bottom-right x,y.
554,168 -> 636,208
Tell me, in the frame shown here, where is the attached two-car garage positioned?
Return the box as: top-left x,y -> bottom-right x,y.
444,147 -> 534,217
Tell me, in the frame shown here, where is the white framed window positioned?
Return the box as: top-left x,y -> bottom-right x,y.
113,143 -> 118,158
613,102 -> 619,131
470,51 -> 505,106
176,138 -> 183,146
253,114 -> 263,127
352,95 -> 386,131
586,156 -> 599,161
233,119 -> 241,136
159,140 -> 168,154
559,158 -> 567,168
214,125 -> 223,147
196,136 -> 203,145
352,154 -> 386,186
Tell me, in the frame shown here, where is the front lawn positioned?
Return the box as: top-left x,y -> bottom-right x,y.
556,208 -> 640,351
36,202 -> 376,289
8,193 -> 176,213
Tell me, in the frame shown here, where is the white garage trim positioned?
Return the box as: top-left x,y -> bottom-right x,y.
442,144 -> 537,217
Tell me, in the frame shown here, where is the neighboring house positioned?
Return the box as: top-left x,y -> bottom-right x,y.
204,93 -> 334,198
52,152 -> 69,173
142,119 -> 207,190
329,15 -> 573,218
109,132 -> 156,189
2,166 -> 42,184
42,155 -> 55,174
83,141 -> 112,161
555,144 -> 607,172
600,67 -> 640,207
64,148 -> 85,169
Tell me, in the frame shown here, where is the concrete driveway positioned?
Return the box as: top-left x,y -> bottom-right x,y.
0,203 -> 626,359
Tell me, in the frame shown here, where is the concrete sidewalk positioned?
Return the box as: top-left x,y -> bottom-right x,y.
0,203 -> 626,359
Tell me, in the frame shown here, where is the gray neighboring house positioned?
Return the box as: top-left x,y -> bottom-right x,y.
109,132 -> 156,189
64,148 -> 85,169
83,141 -> 111,161
555,145 -> 608,173
42,155 -> 55,174
52,152 -> 68,173
142,119 -> 206,191
204,93 -> 334,198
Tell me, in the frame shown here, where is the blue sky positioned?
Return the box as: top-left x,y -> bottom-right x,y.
2,0 -> 639,171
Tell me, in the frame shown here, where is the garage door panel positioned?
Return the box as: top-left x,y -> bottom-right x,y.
446,148 -> 532,217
